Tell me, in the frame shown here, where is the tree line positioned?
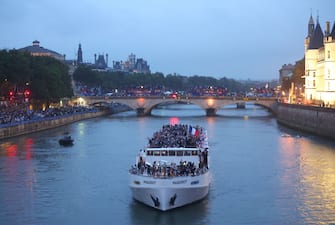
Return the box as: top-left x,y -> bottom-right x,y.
73,64 -> 252,93
0,50 -> 73,104
0,49 -> 280,104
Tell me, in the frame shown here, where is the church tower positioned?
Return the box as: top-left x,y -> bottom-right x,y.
77,44 -> 83,65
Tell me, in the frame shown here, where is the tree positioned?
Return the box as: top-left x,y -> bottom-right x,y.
0,50 -> 73,103
280,58 -> 305,93
292,58 -> 305,87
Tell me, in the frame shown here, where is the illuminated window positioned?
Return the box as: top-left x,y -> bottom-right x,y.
313,80 -> 315,87
154,151 -> 160,156
328,50 -> 331,59
161,150 -> 167,156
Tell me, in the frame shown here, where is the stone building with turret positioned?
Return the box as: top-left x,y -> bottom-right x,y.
93,53 -> 108,70
304,15 -> 335,105
112,53 -> 150,73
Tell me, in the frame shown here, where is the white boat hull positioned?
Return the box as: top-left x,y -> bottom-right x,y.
129,172 -> 210,211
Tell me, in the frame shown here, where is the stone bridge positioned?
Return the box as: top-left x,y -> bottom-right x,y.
84,96 -> 278,116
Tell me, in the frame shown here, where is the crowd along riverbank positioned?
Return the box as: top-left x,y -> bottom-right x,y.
1,102 -> 335,141
0,109 -> 110,140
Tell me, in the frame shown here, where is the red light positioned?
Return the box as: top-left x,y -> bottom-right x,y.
7,145 -> 17,157
24,90 -> 31,96
9,91 -> 14,96
170,117 -> 179,125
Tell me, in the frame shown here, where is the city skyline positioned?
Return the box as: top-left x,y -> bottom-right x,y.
1,0 -> 334,80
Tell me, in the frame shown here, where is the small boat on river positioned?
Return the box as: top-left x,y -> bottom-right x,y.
59,135 -> 74,146
129,124 -> 210,211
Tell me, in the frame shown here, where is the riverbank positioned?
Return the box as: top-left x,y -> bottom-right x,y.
0,109 -> 110,140
276,103 -> 335,140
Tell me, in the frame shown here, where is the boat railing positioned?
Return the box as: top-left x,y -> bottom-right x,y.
129,164 -> 209,179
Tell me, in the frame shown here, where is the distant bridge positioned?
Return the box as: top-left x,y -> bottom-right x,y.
83,96 -> 278,116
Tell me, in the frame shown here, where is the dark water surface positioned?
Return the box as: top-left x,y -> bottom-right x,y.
1,104 -> 335,225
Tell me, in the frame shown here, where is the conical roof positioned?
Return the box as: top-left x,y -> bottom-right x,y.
308,22 -> 324,49
331,21 -> 335,39
308,15 -> 314,25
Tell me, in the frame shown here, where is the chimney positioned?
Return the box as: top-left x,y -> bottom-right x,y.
94,54 -> 97,64
326,21 -> 330,35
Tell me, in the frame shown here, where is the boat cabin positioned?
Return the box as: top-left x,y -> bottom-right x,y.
136,147 -> 208,167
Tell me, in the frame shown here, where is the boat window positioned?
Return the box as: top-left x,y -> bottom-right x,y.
146,150 -> 153,156
192,151 -> 198,156
154,151 -> 160,156
176,151 -> 183,156
168,150 -> 176,156
161,150 -> 167,156
184,151 -> 191,156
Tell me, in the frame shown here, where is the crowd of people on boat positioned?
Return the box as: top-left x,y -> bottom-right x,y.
130,159 -> 208,178
148,124 -> 205,148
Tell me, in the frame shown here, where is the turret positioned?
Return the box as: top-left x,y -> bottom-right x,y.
308,14 -> 315,37
305,15 -> 315,52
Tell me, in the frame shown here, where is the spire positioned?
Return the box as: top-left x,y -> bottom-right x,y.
77,43 -> 83,64
308,13 -> 315,37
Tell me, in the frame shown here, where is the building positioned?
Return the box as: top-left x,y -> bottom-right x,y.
279,63 -> 295,84
112,53 -> 151,74
18,40 -> 65,61
93,53 -> 108,70
304,15 -> 335,105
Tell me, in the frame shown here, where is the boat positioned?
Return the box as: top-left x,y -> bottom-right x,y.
129,124 -> 210,211
59,135 -> 74,146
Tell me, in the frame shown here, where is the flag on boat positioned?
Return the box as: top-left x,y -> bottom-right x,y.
188,125 -> 199,137
191,127 -> 196,135
188,125 -> 192,134
194,128 -> 199,137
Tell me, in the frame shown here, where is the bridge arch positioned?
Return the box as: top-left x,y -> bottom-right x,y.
83,96 -> 277,116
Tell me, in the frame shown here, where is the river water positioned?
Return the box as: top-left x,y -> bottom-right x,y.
1,103 -> 335,225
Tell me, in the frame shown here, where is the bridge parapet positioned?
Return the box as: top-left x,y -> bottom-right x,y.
84,96 -> 278,116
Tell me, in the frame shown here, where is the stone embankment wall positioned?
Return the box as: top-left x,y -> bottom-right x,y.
276,103 -> 335,139
0,110 -> 109,140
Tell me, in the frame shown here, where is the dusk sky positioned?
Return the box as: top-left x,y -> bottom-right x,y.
1,0 -> 334,80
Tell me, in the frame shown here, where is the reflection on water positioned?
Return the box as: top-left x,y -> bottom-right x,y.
1,103 -> 335,224
278,134 -> 335,224
298,139 -> 335,224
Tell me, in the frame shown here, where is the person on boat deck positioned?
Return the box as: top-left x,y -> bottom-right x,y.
148,124 -> 203,148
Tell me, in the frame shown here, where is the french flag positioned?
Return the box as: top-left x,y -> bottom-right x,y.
194,128 -> 199,137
